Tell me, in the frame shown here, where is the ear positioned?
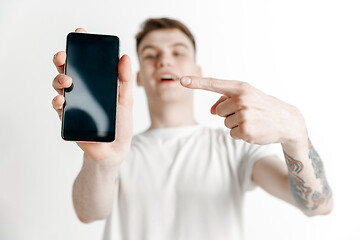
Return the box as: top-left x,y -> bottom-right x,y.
136,71 -> 142,86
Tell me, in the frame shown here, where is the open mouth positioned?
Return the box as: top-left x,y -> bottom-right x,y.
160,74 -> 178,82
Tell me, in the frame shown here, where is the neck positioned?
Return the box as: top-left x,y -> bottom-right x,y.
147,98 -> 197,130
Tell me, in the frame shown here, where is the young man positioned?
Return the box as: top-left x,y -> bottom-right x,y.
52,18 -> 333,239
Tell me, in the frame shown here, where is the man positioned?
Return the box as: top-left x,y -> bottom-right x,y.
52,18 -> 333,239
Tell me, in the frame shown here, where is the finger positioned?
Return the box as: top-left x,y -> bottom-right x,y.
52,29 -> 86,73
230,124 -> 246,140
224,112 -> 240,129
215,97 -> 244,117
52,95 -> 65,119
210,95 -> 228,115
118,55 -> 133,106
115,55 -> 133,144
53,51 -> 66,73
52,74 -> 72,95
180,76 -> 242,96
230,123 -> 254,143
75,28 -> 87,33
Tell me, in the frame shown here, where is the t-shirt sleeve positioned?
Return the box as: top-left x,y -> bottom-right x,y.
237,142 -> 282,192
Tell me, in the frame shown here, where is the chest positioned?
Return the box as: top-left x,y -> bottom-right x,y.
118,137 -> 241,204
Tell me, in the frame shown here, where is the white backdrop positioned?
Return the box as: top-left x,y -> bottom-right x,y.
0,0 -> 359,239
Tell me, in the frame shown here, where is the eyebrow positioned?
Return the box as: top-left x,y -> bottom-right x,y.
140,42 -> 190,55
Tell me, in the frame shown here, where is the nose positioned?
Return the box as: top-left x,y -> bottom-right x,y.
156,53 -> 172,68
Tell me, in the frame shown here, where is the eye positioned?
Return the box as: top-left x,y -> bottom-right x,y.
174,51 -> 184,57
144,54 -> 157,60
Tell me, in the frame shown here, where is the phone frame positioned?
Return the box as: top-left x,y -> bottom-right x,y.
61,32 -> 120,143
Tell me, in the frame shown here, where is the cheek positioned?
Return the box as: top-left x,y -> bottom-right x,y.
178,61 -> 197,75
140,63 -> 154,78
139,67 -> 156,88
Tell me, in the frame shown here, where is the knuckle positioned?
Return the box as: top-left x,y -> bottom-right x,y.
238,109 -> 248,121
237,82 -> 251,94
233,96 -> 244,107
55,73 -> 63,81
230,128 -> 240,139
239,81 -> 250,89
53,77 -> 61,89
239,121 -> 249,136
55,74 -> 72,87
234,82 -> 243,92
53,51 -> 62,63
199,79 -> 212,88
52,96 -> 58,105
224,117 -> 231,128
53,95 -> 64,105
215,107 -> 225,117
207,78 -> 219,90
240,121 -> 254,139
54,74 -> 60,81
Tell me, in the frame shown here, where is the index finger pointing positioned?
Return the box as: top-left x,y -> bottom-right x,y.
180,76 -> 241,96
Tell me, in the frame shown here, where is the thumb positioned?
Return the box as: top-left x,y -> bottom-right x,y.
114,54 -> 133,146
117,55 -> 133,106
210,95 -> 228,115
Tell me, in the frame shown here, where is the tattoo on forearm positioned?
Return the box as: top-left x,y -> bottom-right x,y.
311,191 -> 327,210
308,140 -> 332,206
309,141 -> 324,179
288,174 -> 312,209
284,140 -> 332,211
284,152 -> 304,174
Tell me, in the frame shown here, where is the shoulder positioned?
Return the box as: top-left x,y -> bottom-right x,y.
130,131 -> 150,147
205,126 -> 282,160
197,126 -> 252,155
194,125 -> 241,144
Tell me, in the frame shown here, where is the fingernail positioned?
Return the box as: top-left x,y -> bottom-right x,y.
180,76 -> 191,86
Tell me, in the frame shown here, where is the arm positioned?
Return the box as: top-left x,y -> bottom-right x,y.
72,154 -> 122,223
283,138 -> 333,215
180,76 -> 333,216
253,138 -> 333,216
51,28 -> 134,223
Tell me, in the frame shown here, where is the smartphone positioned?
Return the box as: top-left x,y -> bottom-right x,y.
61,32 -> 119,142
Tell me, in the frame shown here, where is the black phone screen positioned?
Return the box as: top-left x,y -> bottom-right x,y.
61,32 -> 119,142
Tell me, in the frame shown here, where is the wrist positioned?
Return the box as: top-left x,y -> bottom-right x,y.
83,152 -> 123,173
280,106 -> 309,156
281,105 -> 307,142
281,133 -> 309,161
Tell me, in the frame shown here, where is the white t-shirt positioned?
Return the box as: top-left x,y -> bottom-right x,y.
103,125 -> 279,240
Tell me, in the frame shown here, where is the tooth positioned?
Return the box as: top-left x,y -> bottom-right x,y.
162,75 -> 172,78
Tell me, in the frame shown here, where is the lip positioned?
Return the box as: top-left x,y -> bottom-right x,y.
155,70 -> 180,83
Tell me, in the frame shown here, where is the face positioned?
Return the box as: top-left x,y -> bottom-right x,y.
137,29 -> 201,103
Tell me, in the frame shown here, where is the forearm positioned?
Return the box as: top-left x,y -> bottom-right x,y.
282,137 -> 333,216
72,153 -> 121,223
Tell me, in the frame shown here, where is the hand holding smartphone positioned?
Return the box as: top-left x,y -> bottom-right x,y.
52,28 -> 134,164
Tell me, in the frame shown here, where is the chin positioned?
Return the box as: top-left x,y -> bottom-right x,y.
157,90 -> 193,103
